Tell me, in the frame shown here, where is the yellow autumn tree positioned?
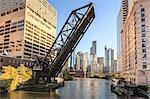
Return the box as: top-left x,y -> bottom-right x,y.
0,65 -> 32,92
17,64 -> 32,84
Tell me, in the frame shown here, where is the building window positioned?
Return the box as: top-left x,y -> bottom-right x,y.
1,13 -> 5,16
143,54 -> 146,58
33,47 -> 39,51
4,39 -> 9,42
25,40 -> 32,45
143,65 -> 147,69
5,31 -> 10,34
0,26 -> 4,29
0,29 -> 4,32
25,44 -> 32,48
11,26 -> 17,29
25,48 -> 31,52
4,46 -> 9,49
5,24 -> 10,27
4,35 -> 10,38
4,43 -> 9,47
16,56 -> 21,58
142,49 -> 146,53
141,8 -> 145,12
1,59 -> 3,62
33,51 -> 39,54
24,52 -> 31,56
142,44 -> 146,47
0,33 -> 4,35
18,24 -> 24,27
13,8 -> 18,12
5,28 -> 10,31
142,33 -> 146,37
19,5 -> 25,10
141,24 -> 145,27
33,44 -> 39,47
18,20 -> 24,24
141,28 -> 146,32
12,22 -> 17,25
18,28 -> 24,31
6,11 -> 11,14
142,38 -> 146,42
11,30 -> 17,33
5,20 -> 11,24
141,13 -> 145,17
141,18 -> 145,22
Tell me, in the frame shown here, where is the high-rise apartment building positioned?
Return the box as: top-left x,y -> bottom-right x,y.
0,0 -> 56,59
117,0 -> 138,72
104,46 -> 114,74
117,0 -> 129,72
120,0 -> 150,85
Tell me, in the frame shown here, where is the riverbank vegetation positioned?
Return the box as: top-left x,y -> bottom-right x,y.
0,65 -> 32,92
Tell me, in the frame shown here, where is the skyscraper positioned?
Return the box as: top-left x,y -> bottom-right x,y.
90,41 -> 98,76
90,41 -> 97,67
75,53 -> 80,71
120,0 -> 150,85
117,0 -> 129,72
117,0 -> 138,72
113,60 -> 117,73
90,41 -> 96,55
0,0 -> 56,59
75,52 -> 89,77
97,57 -> 104,73
104,46 -> 114,74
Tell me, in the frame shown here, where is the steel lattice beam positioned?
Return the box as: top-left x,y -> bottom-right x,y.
34,3 -> 95,78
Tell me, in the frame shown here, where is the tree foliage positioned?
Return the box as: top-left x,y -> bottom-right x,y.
0,64 -> 32,92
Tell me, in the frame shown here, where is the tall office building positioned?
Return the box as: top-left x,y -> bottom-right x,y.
104,46 -> 114,74
90,41 -> 98,76
90,41 -> 97,66
75,53 -> 80,71
90,41 -> 96,55
120,0 -> 150,85
75,52 -> 89,77
0,0 -> 56,59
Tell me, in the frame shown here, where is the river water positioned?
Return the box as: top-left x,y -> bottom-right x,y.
0,78 -> 144,99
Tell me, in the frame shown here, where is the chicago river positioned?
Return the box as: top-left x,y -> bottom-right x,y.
0,78 -> 144,99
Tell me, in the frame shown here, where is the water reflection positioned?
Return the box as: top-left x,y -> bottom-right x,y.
0,91 -> 61,99
56,78 -> 117,99
0,78 -> 144,99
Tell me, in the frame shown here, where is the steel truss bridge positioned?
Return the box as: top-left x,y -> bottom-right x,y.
33,3 -> 95,82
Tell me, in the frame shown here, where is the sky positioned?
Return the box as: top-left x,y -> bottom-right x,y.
49,0 -> 121,59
